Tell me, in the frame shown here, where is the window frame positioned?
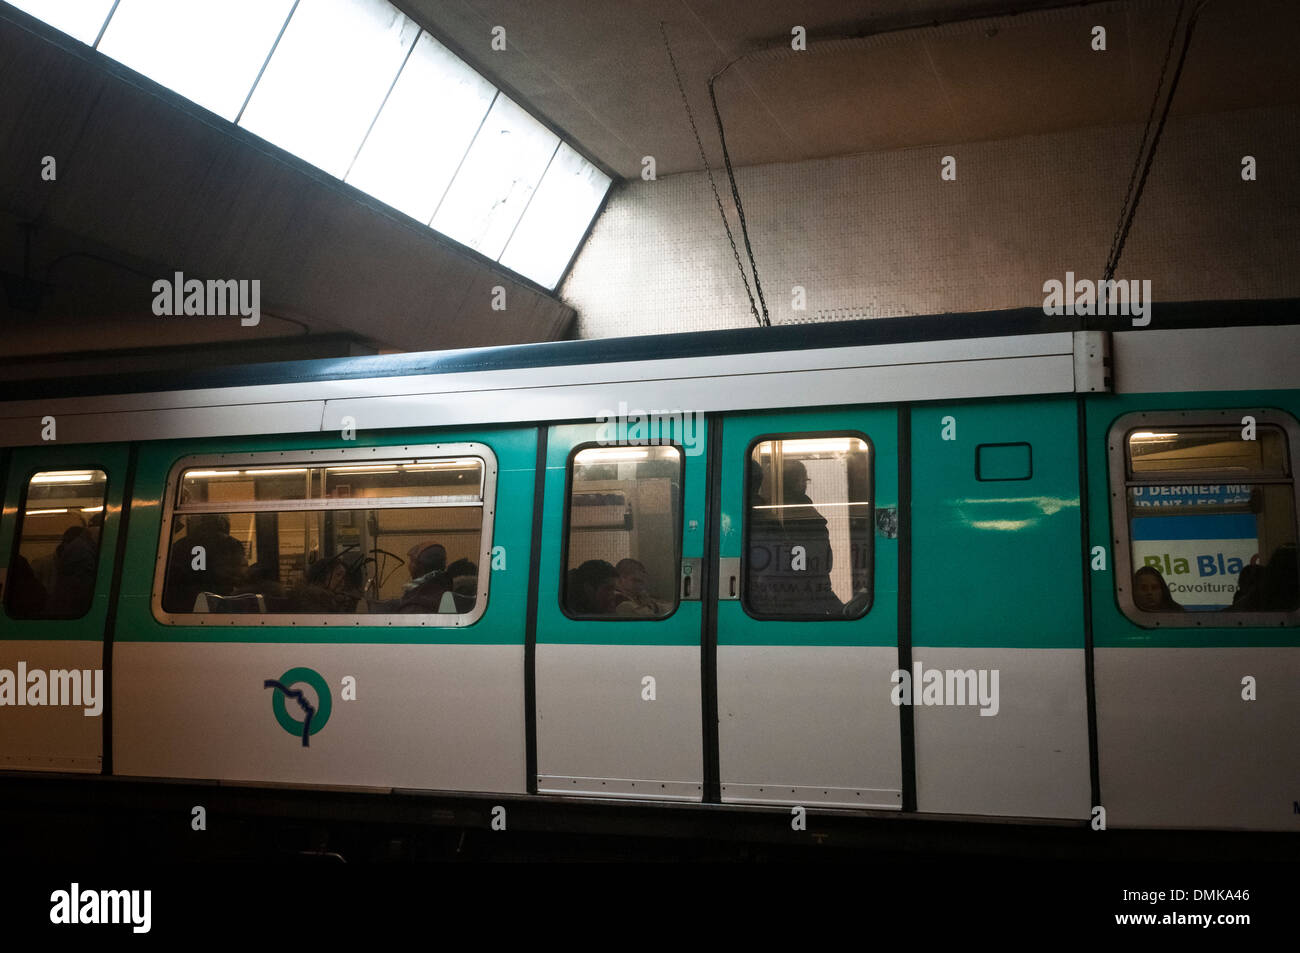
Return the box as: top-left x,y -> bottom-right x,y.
975,441 -> 1033,482
558,440 -> 685,623
4,465 -> 111,621
151,443 -> 497,627
1107,408 -> 1300,628
741,430 -> 875,623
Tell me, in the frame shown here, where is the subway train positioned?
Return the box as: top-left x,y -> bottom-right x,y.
0,299 -> 1297,853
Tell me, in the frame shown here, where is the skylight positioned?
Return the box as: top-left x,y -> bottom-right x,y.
97,0 -> 296,122
238,0 -> 420,179
431,94 -> 560,260
345,32 -> 498,225
8,0 -> 611,292
6,0 -> 114,45
500,143 -> 613,291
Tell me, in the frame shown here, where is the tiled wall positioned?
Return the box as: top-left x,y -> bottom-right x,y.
561,105 -> 1300,337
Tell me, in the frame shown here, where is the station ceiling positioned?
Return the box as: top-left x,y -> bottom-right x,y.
1,0 -> 1296,377
403,0 -> 1299,177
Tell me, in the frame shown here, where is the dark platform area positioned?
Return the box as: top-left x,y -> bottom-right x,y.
2,771 -> 1296,864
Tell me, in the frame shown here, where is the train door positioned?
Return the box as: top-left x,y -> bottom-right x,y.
0,443 -> 131,772
715,407 -> 902,808
909,398 -> 1090,818
533,420 -> 707,799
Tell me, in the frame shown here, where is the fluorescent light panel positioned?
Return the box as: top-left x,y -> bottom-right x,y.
31,471 -> 104,484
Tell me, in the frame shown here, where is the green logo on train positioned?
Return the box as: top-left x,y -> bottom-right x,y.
263,667 -> 332,746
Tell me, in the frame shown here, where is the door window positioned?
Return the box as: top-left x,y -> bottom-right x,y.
5,469 -> 108,619
560,444 -> 682,619
743,435 -> 873,620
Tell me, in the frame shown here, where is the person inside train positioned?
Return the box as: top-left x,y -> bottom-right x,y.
27,517 -> 93,608
1131,566 -> 1183,612
391,542 -> 454,613
162,513 -> 248,613
445,557 -> 478,612
567,559 -> 621,616
4,553 -> 47,616
1231,563 -> 1264,609
1267,543 -> 1299,610
407,542 -> 446,579
237,560 -> 289,609
294,555 -> 364,613
86,510 -> 104,546
775,459 -> 842,616
748,458 -> 769,511
613,558 -> 671,617
746,458 -> 783,614
1233,543 -> 1298,611
1268,543 -> 1299,610
48,524 -> 98,616
28,545 -> 58,600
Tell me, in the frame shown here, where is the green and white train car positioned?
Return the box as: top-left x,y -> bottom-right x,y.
0,301 -> 1296,843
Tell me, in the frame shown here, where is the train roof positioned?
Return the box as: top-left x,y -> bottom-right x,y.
3,297 -> 1297,404
0,298 -> 1296,449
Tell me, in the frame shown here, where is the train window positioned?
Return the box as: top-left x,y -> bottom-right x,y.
743,434 -> 873,620
561,444 -> 682,619
1109,412 -> 1300,625
4,470 -> 108,620
154,447 -> 496,625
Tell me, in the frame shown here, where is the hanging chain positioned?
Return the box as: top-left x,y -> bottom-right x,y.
709,76 -> 770,325
661,22 -> 765,327
1104,0 -> 1195,283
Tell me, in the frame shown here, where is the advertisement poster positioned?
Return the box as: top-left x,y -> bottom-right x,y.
1131,512 -> 1259,610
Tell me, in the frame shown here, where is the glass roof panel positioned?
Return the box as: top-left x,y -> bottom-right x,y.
237,0 -> 419,178
499,143 -> 612,289
97,0 -> 296,121
6,0 -> 115,45
345,32 -> 497,223
430,95 -> 560,261
13,0 -> 612,295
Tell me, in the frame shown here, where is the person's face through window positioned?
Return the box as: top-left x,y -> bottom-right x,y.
590,577 -> 620,614
620,567 -> 647,595
783,464 -> 808,500
1134,572 -> 1164,611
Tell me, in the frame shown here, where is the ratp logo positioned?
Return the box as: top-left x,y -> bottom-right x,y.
264,667 -> 332,746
